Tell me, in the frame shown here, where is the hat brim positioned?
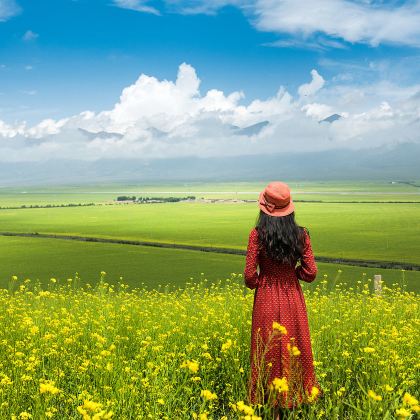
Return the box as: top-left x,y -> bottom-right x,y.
258,191 -> 295,217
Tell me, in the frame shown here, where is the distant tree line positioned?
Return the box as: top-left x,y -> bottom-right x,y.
0,203 -> 96,210
115,195 -> 196,203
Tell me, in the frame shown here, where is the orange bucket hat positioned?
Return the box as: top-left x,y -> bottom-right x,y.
258,181 -> 295,217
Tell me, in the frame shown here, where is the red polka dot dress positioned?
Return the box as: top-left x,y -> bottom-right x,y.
244,227 -> 323,409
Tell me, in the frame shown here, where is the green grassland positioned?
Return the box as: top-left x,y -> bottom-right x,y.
1,180 -> 419,206
0,201 -> 419,264
0,182 -> 419,295
0,236 -> 417,292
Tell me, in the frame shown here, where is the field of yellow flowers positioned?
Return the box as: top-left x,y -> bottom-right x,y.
0,272 -> 419,419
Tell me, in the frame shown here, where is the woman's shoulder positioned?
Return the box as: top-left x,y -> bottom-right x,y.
248,226 -> 259,240
300,226 -> 310,237
300,226 -> 312,247
249,226 -> 258,235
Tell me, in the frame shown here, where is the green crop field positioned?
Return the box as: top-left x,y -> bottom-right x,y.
0,201 -> 419,264
0,233 -> 418,293
0,181 -> 419,293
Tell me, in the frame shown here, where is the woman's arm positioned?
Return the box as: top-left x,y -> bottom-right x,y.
244,228 -> 260,290
295,228 -> 318,283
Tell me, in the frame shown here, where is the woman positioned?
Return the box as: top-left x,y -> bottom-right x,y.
244,181 -> 323,417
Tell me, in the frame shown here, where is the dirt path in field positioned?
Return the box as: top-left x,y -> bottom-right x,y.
1,231 -> 419,271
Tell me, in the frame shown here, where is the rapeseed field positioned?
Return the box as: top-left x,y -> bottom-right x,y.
0,272 -> 418,419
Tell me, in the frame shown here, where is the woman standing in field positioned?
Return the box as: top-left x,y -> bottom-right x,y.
244,181 -> 323,418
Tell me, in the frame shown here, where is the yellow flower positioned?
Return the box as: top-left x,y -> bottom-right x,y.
45,407 -> 57,418
287,342 -> 301,356
308,386 -> 320,402
157,398 -> 165,405
272,322 -> 287,335
180,360 -> 199,373
367,390 -> 382,401
200,389 -> 217,401
0,375 -> 12,386
221,339 -> 232,352
395,407 -> 412,419
19,413 -> 32,419
39,381 -> 61,395
385,385 -> 394,392
336,387 -> 346,397
403,392 -> 418,407
363,347 -> 375,353
270,377 -> 288,393
234,401 -> 254,416
80,399 -> 102,412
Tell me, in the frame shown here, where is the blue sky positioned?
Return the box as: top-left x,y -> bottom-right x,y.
0,0 -> 419,161
1,0 -> 419,125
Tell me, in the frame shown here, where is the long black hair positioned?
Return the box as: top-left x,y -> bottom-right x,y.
256,210 -> 306,265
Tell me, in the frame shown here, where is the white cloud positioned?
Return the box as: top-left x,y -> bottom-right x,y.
113,0 -> 420,48
252,0 -> 420,47
0,63 -> 419,162
22,30 -> 39,41
298,70 -> 325,98
113,0 -> 161,15
164,0 -> 249,15
264,36 -> 348,51
301,103 -> 334,120
0,0 -> 21,21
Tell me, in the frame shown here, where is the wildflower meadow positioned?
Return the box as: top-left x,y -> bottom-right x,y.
0,272 -> 418,419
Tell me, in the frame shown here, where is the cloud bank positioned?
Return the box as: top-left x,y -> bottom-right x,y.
114,0 -> 420,48
0,63 -> 419,162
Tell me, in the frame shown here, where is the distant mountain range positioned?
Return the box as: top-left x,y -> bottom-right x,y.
0,142 -> 418,186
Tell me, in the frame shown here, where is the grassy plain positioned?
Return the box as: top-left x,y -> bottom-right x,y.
0,181 -> 419,293
0,236 -> 418,292
0,201 -> 419,264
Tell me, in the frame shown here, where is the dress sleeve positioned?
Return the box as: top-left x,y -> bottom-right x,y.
295,228 -> 318,283
244,228 -> 260,290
